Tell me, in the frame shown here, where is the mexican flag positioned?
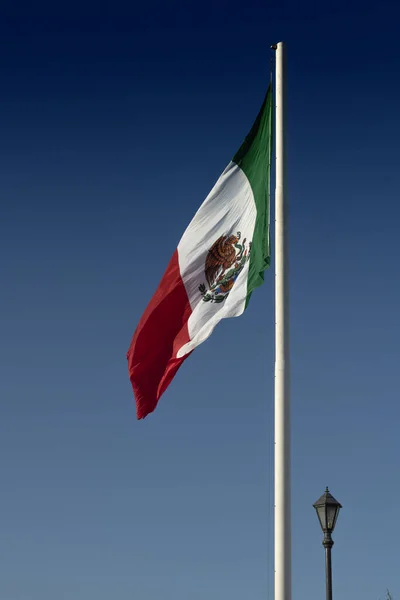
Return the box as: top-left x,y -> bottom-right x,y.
127,85 -> 273,419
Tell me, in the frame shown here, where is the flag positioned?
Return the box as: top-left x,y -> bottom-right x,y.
127,85 -> 273,419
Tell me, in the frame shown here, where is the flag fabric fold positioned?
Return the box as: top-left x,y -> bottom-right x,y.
127,85 -> 273,419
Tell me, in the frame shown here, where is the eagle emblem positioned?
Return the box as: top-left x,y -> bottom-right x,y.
198,231 -> 252,304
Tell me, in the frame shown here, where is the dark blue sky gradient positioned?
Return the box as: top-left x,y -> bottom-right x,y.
2,2 -> 400,599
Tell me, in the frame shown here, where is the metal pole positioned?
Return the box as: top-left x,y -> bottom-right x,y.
274,41 -> 291,600
323,534 -> 334,600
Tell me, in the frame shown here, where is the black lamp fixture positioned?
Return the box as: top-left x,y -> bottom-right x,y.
313,487 -> 342,600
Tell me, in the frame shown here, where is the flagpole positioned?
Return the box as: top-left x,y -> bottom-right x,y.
273,41 -> 291,600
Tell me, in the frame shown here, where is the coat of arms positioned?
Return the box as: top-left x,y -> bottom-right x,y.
198,232 -> 252,303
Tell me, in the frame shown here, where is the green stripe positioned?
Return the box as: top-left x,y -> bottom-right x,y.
232,84 -> 273,307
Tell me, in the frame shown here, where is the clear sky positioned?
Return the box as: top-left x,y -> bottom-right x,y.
1,1 -> 400,599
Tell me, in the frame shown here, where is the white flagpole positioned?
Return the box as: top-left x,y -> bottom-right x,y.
274,41 -> 291,600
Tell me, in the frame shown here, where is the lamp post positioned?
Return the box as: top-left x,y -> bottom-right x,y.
313,488 -> 342,600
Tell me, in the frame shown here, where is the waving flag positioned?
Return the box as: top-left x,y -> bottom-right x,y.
127,85 -> 273,419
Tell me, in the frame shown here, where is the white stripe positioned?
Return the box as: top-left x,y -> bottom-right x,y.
177,162 -> 257,358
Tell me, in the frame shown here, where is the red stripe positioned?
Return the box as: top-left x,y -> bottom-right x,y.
127,249 -> 192,419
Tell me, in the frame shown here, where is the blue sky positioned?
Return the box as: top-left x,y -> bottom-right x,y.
1,1 -> 400,599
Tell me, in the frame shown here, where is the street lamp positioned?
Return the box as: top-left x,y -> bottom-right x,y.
313,487 -> 342,600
